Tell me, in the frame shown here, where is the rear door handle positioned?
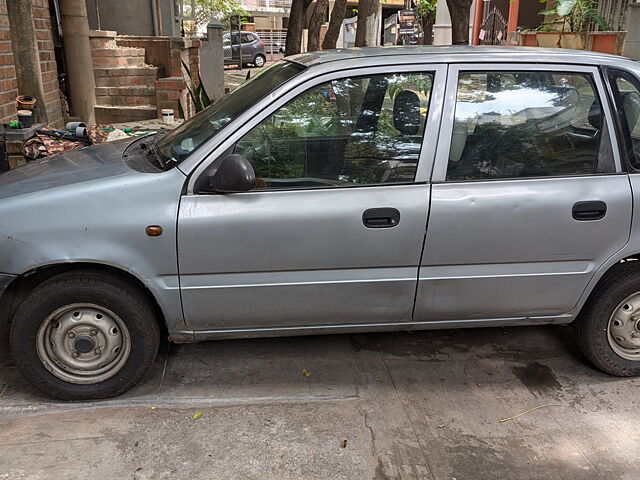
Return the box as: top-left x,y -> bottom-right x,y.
363,208 -> 400,228
572,201 -> 607,221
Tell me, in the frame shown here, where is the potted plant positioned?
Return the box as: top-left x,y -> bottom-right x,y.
514,0 -> 625,55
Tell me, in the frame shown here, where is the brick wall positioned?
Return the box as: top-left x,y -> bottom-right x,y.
0,0 -> 63,127
32,0 -> 63,126
0,0 -> 18,124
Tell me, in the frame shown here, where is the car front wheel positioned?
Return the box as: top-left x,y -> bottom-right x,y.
10,271 -> 160,400
577,263 -> 640,376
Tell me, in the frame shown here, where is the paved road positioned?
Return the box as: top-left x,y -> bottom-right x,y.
224,62 -> 272,92
1,324 -> 639,479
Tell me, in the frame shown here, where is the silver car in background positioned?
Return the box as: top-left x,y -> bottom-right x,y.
223,31 -> 267,68
3,46 -> 640,400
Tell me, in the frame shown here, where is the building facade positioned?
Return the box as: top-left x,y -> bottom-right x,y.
0,0 -> 64,126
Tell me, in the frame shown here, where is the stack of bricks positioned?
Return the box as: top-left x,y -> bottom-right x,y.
5,139 -> 28,169
0,123 -> 43,170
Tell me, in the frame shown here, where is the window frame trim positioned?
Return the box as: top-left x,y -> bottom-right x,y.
602,66 -> 640,173
186,63 -> 448,195
430,63 -> 623,184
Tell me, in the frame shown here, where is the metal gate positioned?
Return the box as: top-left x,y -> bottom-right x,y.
479,7 -> 507,46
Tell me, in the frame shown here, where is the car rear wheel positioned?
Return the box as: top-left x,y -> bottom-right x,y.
10,271 -> 160,400
576,263 -> 640,376
253,54 -> 266,68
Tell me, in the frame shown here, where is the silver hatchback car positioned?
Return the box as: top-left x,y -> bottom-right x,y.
4,46 -> 640,400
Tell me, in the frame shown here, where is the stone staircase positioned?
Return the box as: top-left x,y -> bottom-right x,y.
90,31 -> 159,124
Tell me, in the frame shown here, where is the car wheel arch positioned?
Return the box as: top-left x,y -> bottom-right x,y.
574,255 -> 640,322
0,262 -> 167,336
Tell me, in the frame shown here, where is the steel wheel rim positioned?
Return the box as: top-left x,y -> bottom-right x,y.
255,56 -> 264,67
608,293 -> 640,361
36,303 -> 131,384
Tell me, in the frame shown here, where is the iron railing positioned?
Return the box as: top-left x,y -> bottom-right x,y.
596,0 -> 629,31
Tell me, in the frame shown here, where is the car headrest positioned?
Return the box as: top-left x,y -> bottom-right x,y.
622,91 -> 640,132
393,90 -> 420,136
588,100 -> 602,130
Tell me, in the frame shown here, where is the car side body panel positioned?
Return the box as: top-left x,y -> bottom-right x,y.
0,143 -> 187,334
416,175 -> 633,321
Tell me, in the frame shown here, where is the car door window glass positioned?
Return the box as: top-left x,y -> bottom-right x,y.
241,33 -> 254,44
235,72 -> 433,189
447,71 -> 611,181
606,69 -> 640,170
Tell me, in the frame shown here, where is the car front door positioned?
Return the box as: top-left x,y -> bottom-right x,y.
178,65 -> 446,333
414,64 -> 633,323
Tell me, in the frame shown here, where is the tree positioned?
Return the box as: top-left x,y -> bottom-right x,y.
354,0 -> 380,47
413,0 -> 437,45
446,0 -> 473,45
183,0 -> 247,36
322,0 -> 348,49
307,0 -> 329,51
285,0 -> 313,56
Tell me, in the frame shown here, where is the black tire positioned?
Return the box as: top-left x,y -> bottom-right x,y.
253,54 -> 266,68
576,263 -> 640,376
10,271 -> 160,400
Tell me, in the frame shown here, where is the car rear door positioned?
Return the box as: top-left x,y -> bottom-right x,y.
178,64 -> 446,333
414,63 -> 633,323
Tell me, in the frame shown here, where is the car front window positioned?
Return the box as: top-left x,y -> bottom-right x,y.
154,61 -> 305,169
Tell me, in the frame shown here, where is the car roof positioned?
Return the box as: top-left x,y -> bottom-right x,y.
287,45 -> 627,67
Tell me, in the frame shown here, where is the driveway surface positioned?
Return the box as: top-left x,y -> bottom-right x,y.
1,324 -> 639,479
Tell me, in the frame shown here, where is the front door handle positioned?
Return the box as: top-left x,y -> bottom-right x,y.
363,208 -> 400,228
572,201 -> 607,221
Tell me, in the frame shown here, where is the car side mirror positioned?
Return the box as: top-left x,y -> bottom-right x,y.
210,154 -> 257,193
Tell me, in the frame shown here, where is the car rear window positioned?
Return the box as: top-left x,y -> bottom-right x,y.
447,70 -> 613,181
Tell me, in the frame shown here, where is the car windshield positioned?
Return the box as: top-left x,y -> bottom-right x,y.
154,61 -> 305,169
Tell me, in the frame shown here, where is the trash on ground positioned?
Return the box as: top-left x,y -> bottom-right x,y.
499,404 -> 564,423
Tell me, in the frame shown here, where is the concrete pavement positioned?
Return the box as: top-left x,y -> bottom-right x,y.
1,324 -> 640,479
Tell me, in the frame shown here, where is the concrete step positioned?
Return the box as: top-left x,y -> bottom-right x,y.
96,93 -> 157,107
90,37 -> 117,49
95,85 -> 156,106
95,105 -> 158,124
95,85 -> 156,97
96,95 -> 157,107
89,30 -> 118,49
92,51 -> 147,68
92,47 -> 146,59
93,66 -> 159,88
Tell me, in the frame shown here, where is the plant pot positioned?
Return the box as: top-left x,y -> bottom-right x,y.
587,31 -> 626,55
17,110 -> 33,128
518,32 -> 537,47
17,96 -> 37,110
534,32 -> 586,50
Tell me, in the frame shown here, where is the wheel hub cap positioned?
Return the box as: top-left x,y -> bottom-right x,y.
74,336 -> 95,354
608,294 -> 640,359
36,304 -> 131,384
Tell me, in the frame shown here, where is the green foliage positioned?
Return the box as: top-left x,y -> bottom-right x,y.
183,0 -> 248,35
181,60 -> 213,116
538,0 -> 610,32
412,0 -> 437,19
